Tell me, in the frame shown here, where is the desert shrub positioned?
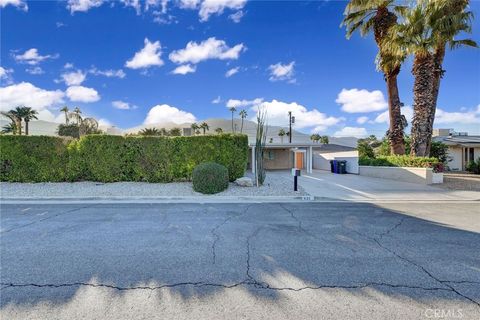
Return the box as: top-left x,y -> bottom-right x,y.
192,162 -> 229,194
0,134 -> 248,182
357,141 -> 375,158
0,136 -> 69,182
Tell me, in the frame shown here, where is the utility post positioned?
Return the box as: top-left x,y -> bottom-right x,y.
288,111 -> 295,143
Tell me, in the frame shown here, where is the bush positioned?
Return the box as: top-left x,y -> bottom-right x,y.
192,162 -> 229,194
466,158 -> 480,174
357,142 -> 375,158
0,136 -> 69,182
0,134 -> 248,182
359,155 -> 441,170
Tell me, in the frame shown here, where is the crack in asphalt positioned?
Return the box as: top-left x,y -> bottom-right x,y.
347,218 -> 480,307
1,205 -> 93,234
279,204 -> 310,235
210,205 -> 252,265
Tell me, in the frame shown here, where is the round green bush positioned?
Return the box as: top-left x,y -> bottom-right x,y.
192,162 -> 229,194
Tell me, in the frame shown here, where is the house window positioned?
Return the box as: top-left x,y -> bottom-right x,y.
267,150 -> 275,160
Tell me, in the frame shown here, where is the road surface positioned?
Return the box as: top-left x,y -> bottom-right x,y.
1,202 -> 479,319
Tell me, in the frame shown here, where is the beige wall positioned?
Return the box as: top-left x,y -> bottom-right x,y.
359,166 -> 443,185
247,148 -> 293,170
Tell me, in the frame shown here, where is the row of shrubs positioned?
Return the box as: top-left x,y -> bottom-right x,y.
359,155 -> 443,172
0,134 -> 248,183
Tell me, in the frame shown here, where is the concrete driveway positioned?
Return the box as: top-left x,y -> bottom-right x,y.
295,170 -> 480,201
1,202 -> 479,319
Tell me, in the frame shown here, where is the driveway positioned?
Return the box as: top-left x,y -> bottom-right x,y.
295,170 -> 480,201
1,202 -> 479,319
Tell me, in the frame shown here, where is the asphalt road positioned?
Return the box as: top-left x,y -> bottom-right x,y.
1,202 -> 479,319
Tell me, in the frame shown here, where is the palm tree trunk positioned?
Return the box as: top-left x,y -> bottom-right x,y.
16,118 -> 22,135
386,68 -> 405,155
240,118 -> 244,133
64,111 -> 69,125
411,53 -> 435,157
231,113 -> 234,133
425,45 -> 446,154
25,120 -> 29,136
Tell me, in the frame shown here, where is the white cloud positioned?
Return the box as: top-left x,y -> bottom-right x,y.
198,0 -> 246,22
125,38 -> 164,69
248,99 -> 343,131
98,118 -> 113,127
0,66 -> 14,84
374,106 -> 413,124
64,62 -> 74,69
178,0 -> 199,9
60,70 -> 86,86
435,106 -> 480,124
0,82 -> 64,112
121,0 -> 141,14
169,37 -> 245,65
0,0 -> 28,10
212,96 -> 222,104
144,104 -> 196,125
336,88 -> 387,113
89,67 -> 126,78
13,48 -> 58,65
35,109 -> 65,123
171,64 -> 196,75
67,0 -> 104,14
356,116 -> 369,124
226,98 -> 264,109
25,66 -> 44,75
268,61 -> 295,83
112,100 -> 137,110
333,127 -> 368,138
225,67 -> 239,77
66,86 -> 100,103
228,10 -> 244,23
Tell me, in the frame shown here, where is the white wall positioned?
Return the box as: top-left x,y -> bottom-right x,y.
313,150 -> 359,174
447,147 -> 463,171
359,166 -> 443,185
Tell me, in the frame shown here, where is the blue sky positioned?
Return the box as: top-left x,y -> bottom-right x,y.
1,0 -> 479,136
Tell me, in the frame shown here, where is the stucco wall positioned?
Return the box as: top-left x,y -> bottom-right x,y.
359,166 -> 443,185
447,147 -> 463,171
263,148 -> 292,169
313,150 -> 359,174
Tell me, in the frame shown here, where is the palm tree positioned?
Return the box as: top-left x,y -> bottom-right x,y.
199,122 -> 210,135
239,109 -> 247,133
342,0 -> 407,155
310,134 -> 318,143
139,128 -> 161,136
1,111 -> 18,135
215,127 -> 223,134
60,106 -> 69,124
229,106 -> 236,133
320,135 -> 329,144
191,123 -> 199,135
278,128 -> 286,143
389,1 -> 476,156
19,107 -> 38,136
426,0 -> 476,152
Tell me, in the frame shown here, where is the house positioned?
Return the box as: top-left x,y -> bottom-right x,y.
433,129 -> 480,171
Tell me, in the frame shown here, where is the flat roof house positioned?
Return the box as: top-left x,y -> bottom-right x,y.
433,129 -> 480,171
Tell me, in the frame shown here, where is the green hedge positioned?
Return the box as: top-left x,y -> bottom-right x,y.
0,134 -> 248,182
359,155 -> 440,168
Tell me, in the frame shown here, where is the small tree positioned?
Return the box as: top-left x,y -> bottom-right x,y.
215,127 -> 223,134
191,123 -> 199,135
170,127 -> 182,136
278,128 -> 286,143
320,135 -> 329,144
255,107 -> 268,186
430,141 -> 450,164
357,141 -> 375,159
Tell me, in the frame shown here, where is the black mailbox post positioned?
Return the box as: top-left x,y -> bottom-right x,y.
291,168 -> 301,191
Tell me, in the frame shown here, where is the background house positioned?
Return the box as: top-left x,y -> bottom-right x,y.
433,129 -> 480,171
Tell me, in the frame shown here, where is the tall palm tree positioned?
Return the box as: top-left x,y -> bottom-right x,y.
199,122 -> 209,135
239,109 -> 247,133
342,0 -> 407,155
229,106 -> 236,133
19,107 -> 38,136
425,0 -> 476,152
11,107 -> 26,135
390,1 -> 476,156
60,106 -> 69,124
190,123 -> 199,135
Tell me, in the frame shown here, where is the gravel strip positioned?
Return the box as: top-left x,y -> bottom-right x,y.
0,172 -> 307,198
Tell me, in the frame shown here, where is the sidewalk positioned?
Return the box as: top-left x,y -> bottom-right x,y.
297,170 -> 480,201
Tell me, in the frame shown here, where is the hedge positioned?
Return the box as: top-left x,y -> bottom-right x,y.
359,155 -> 440,168
192,162 -> 229,194
0,134 -> 248,183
